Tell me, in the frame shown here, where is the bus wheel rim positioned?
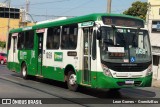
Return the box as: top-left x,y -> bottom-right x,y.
69,74 -> 76,85
22,66 -> 26,77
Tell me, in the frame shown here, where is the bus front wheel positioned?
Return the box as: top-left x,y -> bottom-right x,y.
67,70 -> 78,91
21,63 -> 28,79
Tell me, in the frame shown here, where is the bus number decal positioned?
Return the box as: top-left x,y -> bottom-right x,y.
46,52 -> 52,59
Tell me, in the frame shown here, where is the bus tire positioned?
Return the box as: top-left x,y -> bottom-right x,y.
21,63 -> 28,79
67,70 -> 78,91
109,88 -> 120,91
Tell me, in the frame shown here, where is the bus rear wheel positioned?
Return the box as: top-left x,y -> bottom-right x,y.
21,63 -> 28,79
67,70 -> 78,91
109,88 -> 120,92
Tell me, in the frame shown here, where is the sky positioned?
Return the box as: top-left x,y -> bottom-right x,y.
0,0 -> 147,22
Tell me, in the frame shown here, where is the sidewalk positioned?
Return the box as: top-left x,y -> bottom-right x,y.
152,79 -> 160,88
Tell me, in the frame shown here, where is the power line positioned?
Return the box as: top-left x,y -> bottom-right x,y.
58,0 -> 93,15
30,13 -> 75,18
30,0 -> 71,6
13,0 -> 71,7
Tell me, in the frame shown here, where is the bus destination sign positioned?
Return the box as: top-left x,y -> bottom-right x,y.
102,16 -> 144,28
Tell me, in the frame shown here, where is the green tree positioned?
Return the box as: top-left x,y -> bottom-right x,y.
0,41 -> 6,48
123,1 -> 148,20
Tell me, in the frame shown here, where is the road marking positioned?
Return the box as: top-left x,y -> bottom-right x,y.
0,74 -> 12,76
15,76 -> 23,79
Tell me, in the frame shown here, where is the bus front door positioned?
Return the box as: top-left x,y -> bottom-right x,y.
82,28 -> 92,85
37,33 -> 43,76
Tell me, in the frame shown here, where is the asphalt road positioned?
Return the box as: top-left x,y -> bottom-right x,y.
0,65 -> 160,107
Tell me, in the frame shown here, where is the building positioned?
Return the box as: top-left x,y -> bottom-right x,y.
147,0 -> 160,80
0,3 -> 35,42
0,5 -> 20,41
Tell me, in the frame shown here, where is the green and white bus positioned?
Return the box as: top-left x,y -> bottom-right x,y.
7,13 -> 152,91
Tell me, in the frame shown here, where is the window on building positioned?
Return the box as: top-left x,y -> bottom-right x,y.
46,27 -> 60,49
61,24 -> 78,49
151,21 -> 160,33
0,7 -> 20,19
153,55 -> 159,66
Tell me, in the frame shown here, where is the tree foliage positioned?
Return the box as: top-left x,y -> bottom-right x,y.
123,1 -> 148,20
0,41 -> 6,48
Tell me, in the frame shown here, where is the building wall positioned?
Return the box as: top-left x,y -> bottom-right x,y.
148,0 -> 160,19
0,18 -> 20,41
148,0 -> 160,80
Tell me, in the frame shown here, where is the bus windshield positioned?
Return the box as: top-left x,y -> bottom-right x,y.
100,26 -> 151,63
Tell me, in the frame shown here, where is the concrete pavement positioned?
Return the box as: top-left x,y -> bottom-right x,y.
152,79 -> 160,88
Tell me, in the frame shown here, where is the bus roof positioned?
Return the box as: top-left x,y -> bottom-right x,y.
9,13 -> 144,33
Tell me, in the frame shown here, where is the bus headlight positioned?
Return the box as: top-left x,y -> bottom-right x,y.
102,64 -> 112,77
146,64 -> 152,76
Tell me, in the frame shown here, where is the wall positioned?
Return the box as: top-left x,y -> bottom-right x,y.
148,0 -> 160,80
0,18 -> 20,41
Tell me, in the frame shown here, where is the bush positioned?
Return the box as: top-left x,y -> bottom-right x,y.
0,41 -> 6,48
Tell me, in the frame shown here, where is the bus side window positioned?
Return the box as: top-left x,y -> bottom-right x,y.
17,32 -> 25,50
25,30 -> 34,49
46,27 -> 60,49
61,24 -> 78,50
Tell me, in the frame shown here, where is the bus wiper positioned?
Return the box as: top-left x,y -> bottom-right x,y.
132,27 -> 140,47
136,27 -> 141,35
111,24 -> 116,29
115,28 -> 126,47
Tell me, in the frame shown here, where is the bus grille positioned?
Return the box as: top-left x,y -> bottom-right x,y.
117,81 -> 142,86
113,66 -> 146,72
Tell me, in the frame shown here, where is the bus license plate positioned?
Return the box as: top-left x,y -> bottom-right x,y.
125,80 -> 134,84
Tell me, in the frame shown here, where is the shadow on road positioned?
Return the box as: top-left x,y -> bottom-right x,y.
11,73 -> 156,99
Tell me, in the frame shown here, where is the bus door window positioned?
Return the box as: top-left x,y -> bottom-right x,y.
83,28 -> 92,83
38,34 -> 43,59
13,36 -> 17,53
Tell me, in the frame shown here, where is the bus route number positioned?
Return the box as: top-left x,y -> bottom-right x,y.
46,52 -> 52,59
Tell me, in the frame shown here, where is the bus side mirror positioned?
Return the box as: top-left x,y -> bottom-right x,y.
96,29 -> 101,40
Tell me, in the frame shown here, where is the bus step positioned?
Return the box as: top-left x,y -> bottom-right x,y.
36,75 -> 44,78
80,83 -> 91,87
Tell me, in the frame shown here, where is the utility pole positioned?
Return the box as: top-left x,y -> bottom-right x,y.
107,0 -> 112,13
26,0 -> 30,21
6,0 -> 11,50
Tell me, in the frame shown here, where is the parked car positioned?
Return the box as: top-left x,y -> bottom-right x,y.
0,53 -> 7,65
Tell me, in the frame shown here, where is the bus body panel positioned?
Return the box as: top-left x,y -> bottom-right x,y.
7,13 -> 152,90
7,34 -> 19,71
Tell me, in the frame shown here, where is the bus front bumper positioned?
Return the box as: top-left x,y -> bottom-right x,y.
96,73 -> 152,89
